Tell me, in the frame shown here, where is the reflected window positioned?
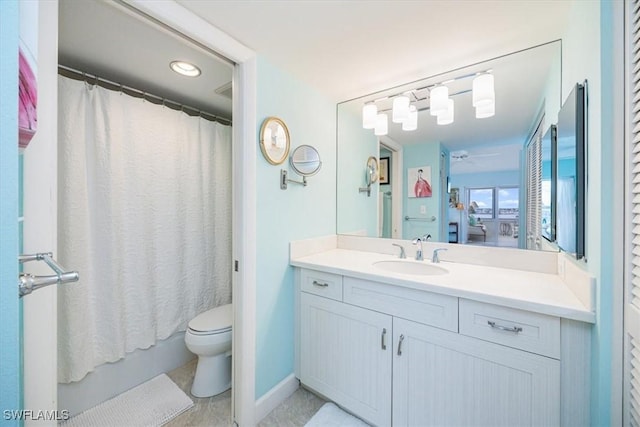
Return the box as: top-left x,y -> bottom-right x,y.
468,188 -> 494,219
498,187 -> 519,219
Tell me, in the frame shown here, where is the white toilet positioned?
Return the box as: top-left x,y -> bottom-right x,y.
184,303 -> 232,398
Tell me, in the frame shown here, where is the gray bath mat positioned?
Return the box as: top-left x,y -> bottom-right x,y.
61,374 -> 193,427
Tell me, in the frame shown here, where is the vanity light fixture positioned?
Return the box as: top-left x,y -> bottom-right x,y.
430,85 -> 449,116
392,95 -> 410,123
362,103 -> 378,129
170,60 -> 201,77
402,105 -> 418,131
476,102 -> 495,119
374,113 -> 388,136
437,99 -> 454,125
472,73 -> 494,107
360,69 -> 495,133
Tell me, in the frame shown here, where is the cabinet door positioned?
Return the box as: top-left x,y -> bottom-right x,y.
300,292 -> 392,426
393,318 -> 560,427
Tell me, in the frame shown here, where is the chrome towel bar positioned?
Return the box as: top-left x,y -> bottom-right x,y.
404,215 -> 436,222
18,252 -> 79,297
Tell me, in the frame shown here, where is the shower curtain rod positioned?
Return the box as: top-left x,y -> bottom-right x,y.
58,64 -> 232,126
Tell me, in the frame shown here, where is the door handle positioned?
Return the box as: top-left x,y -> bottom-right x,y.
381,328 -> 387,350
397,334 -> 405,356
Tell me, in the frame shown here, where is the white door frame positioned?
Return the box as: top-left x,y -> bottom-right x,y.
379,136 -> 403,239
23,2 -> 59,424
124,2 -> 257,424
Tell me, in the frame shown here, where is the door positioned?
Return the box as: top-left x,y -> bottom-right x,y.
624,1 -> 640,423
300,292 -> 392,426
392,318 -> 560,427
21,1 -> 59,424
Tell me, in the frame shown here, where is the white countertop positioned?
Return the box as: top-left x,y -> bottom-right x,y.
291,248 -> 595,323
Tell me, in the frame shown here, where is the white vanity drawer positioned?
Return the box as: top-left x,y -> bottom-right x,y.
343,277 -> 458,332
300,269 -> 343,301
459,299 -> 560,359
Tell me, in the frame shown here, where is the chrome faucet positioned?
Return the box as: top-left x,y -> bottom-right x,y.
412,237 -> 424,261
392,243 -> 406,259
432,248 -> 448,263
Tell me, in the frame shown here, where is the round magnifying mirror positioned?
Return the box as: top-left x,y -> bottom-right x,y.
259,117 -> 290,165
366,156 -> 379,186
290,145 -> 322,177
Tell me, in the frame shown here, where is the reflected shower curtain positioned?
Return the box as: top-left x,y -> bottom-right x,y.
57,76 -> 232,382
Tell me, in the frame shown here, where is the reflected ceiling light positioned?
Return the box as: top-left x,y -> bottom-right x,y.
430,85 -> 449,116
472,73 -> 494,107
476,102 -> 495,118
374,113 -> 388,136
402,105 -> 418,131
362,103 -> 378,129
437,99 -> 454,125
170,60 -> 201,77
392,95 -> 410,123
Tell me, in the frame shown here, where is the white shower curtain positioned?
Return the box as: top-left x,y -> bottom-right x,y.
57,76 -> 232,383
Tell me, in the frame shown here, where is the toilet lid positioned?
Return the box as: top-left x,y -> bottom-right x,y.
188,304 -> 232,333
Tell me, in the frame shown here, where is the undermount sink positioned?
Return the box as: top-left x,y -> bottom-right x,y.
373,260 -> 448,276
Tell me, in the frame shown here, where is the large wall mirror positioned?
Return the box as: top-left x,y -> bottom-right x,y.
336,40 -> 563,252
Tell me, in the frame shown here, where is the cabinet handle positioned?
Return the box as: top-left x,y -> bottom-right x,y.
381,328 -> 387,350
312,280 -> 329,287
397,334 -> 405,356
487,321 -> 523,334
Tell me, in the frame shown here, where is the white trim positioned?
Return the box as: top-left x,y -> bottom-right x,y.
610,1 -> 625,424
379,136 -> 403,239
121,2 -> 257,425
127,0 -> 253,63
255,374 -> 300,423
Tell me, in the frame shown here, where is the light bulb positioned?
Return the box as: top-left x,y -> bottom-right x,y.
362,104 -> 377,129
430,85 -> 449,116
374,113 -> 388,136
402,105 -> 418,131
472,73 -> 495,107
437,99 -> 454,125
476,102 -> 495,118
392,95 -> 410,123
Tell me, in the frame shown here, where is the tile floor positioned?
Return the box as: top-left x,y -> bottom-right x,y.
166,360 -> 325,426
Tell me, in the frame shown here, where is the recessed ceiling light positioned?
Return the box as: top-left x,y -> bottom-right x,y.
170,61 -> 201,77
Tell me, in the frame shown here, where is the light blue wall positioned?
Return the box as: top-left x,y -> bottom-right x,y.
402,143 -> 442,240
595,1 -> 618,425
255,56 -> 336,399
336,102 -> 378,236
562,0 -> 609,424
0,0 -> 21,421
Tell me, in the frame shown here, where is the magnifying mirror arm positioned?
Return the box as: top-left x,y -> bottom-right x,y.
280,169 -> 308,190
359,185 -> 372,197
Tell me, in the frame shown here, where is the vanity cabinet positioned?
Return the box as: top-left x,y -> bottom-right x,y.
297,268 -> 589,427
392,317 -> 559,427
300,292 -> 392,426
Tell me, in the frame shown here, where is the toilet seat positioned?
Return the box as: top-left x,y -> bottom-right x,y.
187,304 -> 232,335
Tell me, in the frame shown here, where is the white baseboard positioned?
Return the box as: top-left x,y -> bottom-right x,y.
255,373 -> 299,422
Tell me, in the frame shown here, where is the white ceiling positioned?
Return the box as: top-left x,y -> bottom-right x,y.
58,0 -> 233,118
58,0 -> 573,173
177,0 -> 572,102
